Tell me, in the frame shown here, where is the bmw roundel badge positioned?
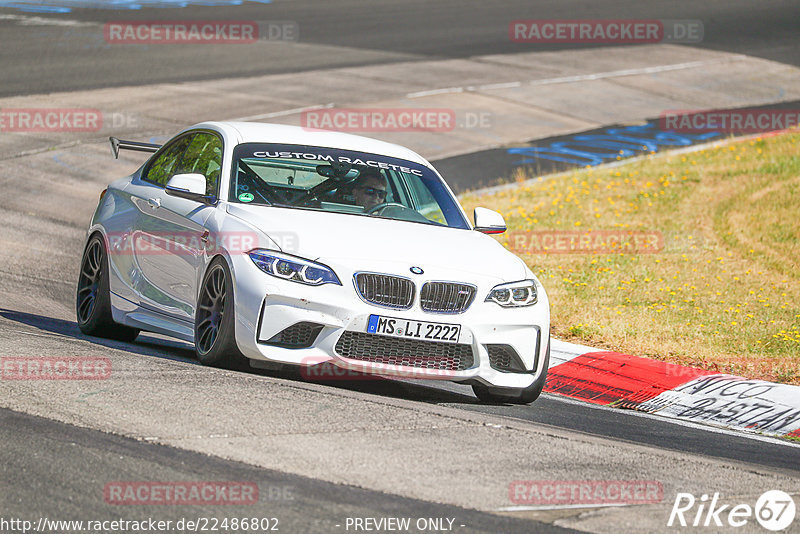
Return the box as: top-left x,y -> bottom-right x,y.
410,266 -> 424,275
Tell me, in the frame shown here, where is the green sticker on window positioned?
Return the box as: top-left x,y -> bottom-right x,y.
238,192 -> 254,203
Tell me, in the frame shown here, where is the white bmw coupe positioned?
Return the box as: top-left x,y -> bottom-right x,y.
77,122 -> 550,403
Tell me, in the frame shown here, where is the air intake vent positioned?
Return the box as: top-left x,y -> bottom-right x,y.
335,331 -> 474,371
487,344 -> 526,372
262,322 -> 323,348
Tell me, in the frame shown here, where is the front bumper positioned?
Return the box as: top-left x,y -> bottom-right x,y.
229,254 -> 550,389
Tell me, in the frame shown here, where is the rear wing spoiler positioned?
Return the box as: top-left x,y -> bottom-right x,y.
109,137 -> 161,159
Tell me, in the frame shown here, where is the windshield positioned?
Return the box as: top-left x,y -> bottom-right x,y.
229,143 -> 469,229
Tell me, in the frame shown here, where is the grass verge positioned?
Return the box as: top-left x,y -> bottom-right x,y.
459,130 -> 800,385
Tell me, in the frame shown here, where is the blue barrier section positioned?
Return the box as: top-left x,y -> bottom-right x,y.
507,123 -> 721,167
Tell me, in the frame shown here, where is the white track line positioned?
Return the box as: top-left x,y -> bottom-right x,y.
229,103 -> 335,122
0,14 -> 96,27
405,87 -> 465,98
406,57 -> 748,99
524,59 -> 742,87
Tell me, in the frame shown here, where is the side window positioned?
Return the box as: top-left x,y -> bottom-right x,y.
175,132 -> 223,196
143,135 -> 192,187
404,174 -> 447,225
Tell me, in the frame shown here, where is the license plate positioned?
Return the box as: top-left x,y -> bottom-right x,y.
367,315 -> 461,343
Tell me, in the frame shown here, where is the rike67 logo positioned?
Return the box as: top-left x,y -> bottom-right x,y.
668,490 -> 796,531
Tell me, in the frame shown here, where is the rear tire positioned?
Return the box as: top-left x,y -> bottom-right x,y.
473,335 -> 550,405
194,257 -> 245,368
76,234 -> 140,342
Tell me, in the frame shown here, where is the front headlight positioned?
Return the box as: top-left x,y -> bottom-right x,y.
486,279 -> 537,307
248,249 -> 341,286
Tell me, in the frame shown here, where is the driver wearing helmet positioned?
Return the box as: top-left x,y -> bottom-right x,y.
352,170 -> 389,211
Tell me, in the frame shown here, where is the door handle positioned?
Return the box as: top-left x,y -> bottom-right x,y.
147,197 -> 161,209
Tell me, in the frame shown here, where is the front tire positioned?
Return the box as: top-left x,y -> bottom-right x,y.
472,335 -> 550,405
76,234 -> 139,342
194,257 -> 245,368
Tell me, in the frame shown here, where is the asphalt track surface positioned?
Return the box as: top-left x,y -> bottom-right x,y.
1,408 -> 571,533
2,308 -> 799,531
1,0 -> 799,96
4,308 -> 800,476
2,2 -> 800,532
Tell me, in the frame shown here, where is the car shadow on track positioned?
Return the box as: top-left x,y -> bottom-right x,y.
0,308 -> 197,364
0,308 -> 480,405
283,364 -> 481,405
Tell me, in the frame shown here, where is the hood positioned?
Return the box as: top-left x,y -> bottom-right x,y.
225,203 -> 526,283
